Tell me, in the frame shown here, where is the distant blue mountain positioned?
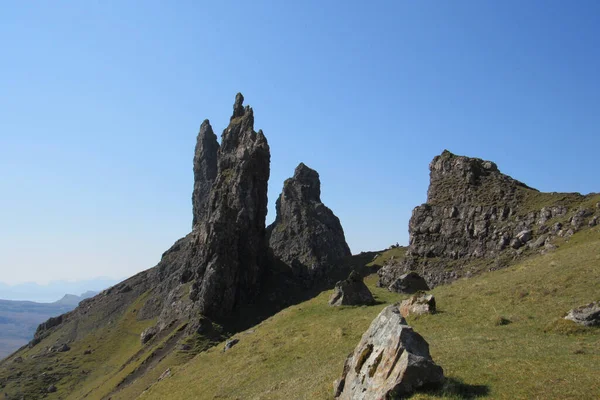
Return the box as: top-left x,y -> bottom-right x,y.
0,290 -> 101,360
0,278 -> 119,303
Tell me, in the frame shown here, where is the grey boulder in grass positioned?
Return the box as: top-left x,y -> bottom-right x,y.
328,271 -> 375,307
334,304 -> 444,399
565,301 -> 600,327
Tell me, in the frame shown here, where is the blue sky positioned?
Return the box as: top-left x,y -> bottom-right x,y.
1,1 -> 599,285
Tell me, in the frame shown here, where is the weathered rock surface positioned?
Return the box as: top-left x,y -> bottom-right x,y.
140,326 -> 158,344
267,163 -> 351,279
378,150 -> 599,290
400,293 -> 436,317
328,271 -> 375,306
388,272 -> 430,294
192,119 -> 219,228
191,93 -> 271,318
334,304 -> 444,399
564,301 -> 600,327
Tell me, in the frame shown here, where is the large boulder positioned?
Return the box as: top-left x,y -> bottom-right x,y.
400,293 -> 436,317
564,301 -> 600,327
334,304 -> 444,399
329,271 -> 375,306
267,163 -> 351,279
388,272 -> 430,294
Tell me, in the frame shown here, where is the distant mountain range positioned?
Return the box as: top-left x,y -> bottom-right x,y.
0,290 -> 104,360
0,278 -> 118,303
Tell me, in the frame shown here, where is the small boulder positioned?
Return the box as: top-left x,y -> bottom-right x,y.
589,216 -> 598,227
223,338 -> 239,352
564,301 -> 600,327
57,344 -> 70,352
47,385 -> 57,393
83,349 -> 92,355
388,272 -> 430,294
118,284 -> 132,294
551,222 -> 563,234
529,234 -> 547,250
516,230 -> 532,243
140,326 -> 158,344
334,304 -> 444,399
400,293 -> 436,317
329,271 -> 375,306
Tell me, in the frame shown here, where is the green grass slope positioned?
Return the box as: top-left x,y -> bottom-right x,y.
142,228 -> 600,400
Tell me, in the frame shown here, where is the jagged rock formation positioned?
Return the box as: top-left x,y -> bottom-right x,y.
190,93 -> 271,318
0,93 -> 274,398
328,271 -> 375,306
565,302 -> 600,327
267,163 -> 351,279
334,304 -> 444,399
379,150 -> 600,290
192,120 -> 219,228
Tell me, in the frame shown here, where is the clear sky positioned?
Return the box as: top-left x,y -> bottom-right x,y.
1,1 -> 599,285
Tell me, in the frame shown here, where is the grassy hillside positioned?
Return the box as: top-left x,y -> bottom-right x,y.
141,228 -> 600,400
1,214 -> 598,399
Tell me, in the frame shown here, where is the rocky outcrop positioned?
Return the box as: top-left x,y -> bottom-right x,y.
379,150 -> 600,290
188,93 -> 271,319
400,294 -> 436,318
565,302 -> 600,327
192,120 -> 219,228
334,304 -> 444,399
267,163 -> 351,279
328,271 -> 375,306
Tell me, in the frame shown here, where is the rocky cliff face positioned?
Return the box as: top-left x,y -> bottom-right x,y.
379,150 -> 599,290
267,163 -> 351,280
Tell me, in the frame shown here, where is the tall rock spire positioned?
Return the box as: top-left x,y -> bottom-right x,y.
192,119 -> 219,228
195,93 -> 271,317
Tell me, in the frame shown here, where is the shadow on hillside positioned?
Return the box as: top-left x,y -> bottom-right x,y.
219,251 -> 381,334
416,377 -> 490,399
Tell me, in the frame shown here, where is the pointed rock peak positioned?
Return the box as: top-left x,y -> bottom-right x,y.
286,162 -> 321,202
268,163 -> 350,279
231,92 -> 245,119
294,162 -> 320,184
192,119 -> 219,228
199,118 -> 212,132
